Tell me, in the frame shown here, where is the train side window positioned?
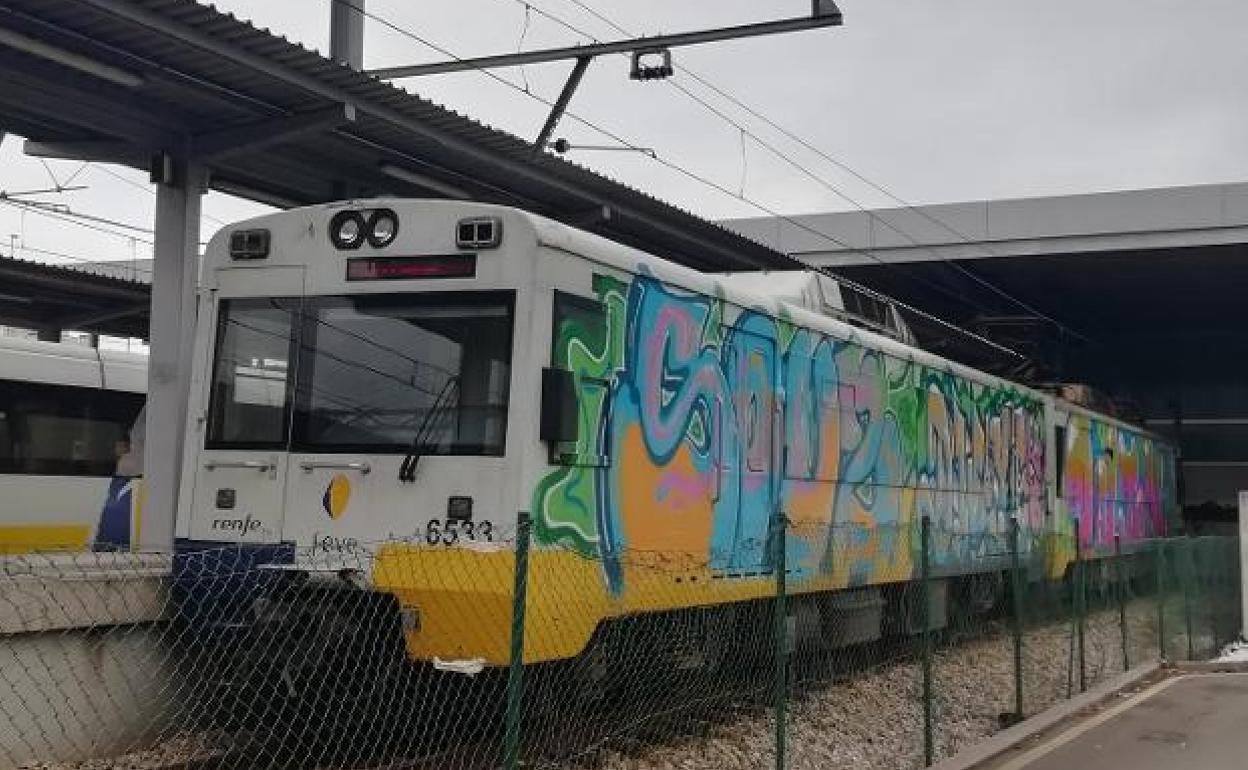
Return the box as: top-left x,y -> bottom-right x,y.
838,383 -> 859,424
0,408 -> 13,473
550,291 -> 610,467
0,381 -> 19,474
0,380 -> 143,476
783,366 -> 836,482
1055,424 -> 1067,494
812,376 -> 841,481
207,298 -> 298,449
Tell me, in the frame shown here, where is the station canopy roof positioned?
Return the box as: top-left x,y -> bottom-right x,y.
0,255 -> 150,338
0,0 -> 795,272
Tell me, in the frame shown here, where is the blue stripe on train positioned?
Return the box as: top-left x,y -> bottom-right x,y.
93,476 -> 138,551
172,539 -> 296,626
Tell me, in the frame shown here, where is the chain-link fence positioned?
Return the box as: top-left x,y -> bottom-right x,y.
0,520 -> 1241,770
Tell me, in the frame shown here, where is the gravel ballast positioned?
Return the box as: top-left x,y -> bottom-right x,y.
14,602 -> 1178,770
582,603 -> 1162,770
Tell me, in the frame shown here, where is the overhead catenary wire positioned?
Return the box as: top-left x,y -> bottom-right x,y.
0,195 -> 214,249
0,159 -> 217,278
500,0 -> 1086,343
0,2 -> 1034,362
0,197 -> 155,247
354,2 -> 1026,360
87,162 -> 229,227
21,200 -> 152,237
361,0 -> 1026,357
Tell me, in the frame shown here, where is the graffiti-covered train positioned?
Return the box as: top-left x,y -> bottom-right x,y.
176,199 -> 1176,668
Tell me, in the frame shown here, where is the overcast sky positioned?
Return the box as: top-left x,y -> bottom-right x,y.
2,0 -> 1247,271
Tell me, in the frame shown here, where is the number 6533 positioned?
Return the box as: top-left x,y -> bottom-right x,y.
423,518 -> 494,546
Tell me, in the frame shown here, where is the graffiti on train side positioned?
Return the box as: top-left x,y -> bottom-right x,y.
1062,414 -> 1169,554
533,273 -> 1051,592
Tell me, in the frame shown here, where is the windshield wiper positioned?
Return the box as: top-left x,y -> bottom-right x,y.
398,376 -> 460,483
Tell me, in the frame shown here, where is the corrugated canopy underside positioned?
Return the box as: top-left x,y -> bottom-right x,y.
0,0 -> 795,272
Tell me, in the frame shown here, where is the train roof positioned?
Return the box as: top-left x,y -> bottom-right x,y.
0,336 -> 146,393
534,203 -> 1165,441
210,199 -> 1162,441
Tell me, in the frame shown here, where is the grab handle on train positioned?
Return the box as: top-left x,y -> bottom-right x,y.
298,461 -> 372,475
204,460 -> 276,475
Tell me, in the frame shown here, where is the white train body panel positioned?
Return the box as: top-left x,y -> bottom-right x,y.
0,338 -> 146,551
178,201 -> 539,551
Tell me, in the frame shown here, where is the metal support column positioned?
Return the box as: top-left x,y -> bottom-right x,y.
1116,532 -> 1129,670
503,512 -> 533,770
1182,537 -> 1195,660
920,515 -> 933,766
143,159 -> 203,552
1008,515 -> 1024,723
330,0 -> 365,70
771,512 -> 790,770
1157,539 -> 1168,660
1074,517 -> 1086,692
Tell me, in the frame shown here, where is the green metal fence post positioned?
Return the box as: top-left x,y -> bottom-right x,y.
1116,532 -> 1128,671
503,512 -> 533,770
771,512 -> 789,770
1156,539 -> 1167,661
1073,516 -> 1086,693
1183,537 -> 1195,660
1008,514 -> 1024,722
920,515 -> 934,766
1198,536 -> 1208,653
1209,539 -> 1220,648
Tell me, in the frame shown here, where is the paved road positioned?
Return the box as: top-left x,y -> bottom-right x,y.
996,673 -> 1248,770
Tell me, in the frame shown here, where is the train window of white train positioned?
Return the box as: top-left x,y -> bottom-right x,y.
840,285 -> 893,333
0,410 -> 12,466
0,380 -> 143,476
291,292 -> 514,455
206,298 -> 298,449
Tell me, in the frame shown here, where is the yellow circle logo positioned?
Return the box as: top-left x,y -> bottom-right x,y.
322,473 -> 351,519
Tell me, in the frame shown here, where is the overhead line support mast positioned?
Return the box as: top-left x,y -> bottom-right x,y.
366,1 -> 843,155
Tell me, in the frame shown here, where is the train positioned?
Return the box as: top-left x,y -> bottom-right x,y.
0,335 -> 146,553
170,198 -> 1178,677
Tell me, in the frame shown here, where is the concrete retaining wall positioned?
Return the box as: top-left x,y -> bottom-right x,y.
0,554 -> 172,769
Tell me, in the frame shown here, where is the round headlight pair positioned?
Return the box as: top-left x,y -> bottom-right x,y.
329,209 -> 399,250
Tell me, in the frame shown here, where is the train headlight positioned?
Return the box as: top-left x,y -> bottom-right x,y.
366,209 -> 399,248
228,229 -> 270,260
456,216 -> 502,249
329,210 -> 366,250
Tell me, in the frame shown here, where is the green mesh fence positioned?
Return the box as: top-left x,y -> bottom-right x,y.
1153,536 -> 1242,662
785,522 -> 928,770
930,525 -> 1014,763
0,525 -> 1241,770
1017,531 -> 1073,717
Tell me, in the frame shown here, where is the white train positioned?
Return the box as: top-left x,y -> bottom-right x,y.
0,336 -> 146,552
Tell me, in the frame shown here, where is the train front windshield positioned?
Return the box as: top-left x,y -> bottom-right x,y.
206,292 -> 514,455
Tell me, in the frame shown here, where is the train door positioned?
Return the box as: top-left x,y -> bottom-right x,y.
723,323 -> 779,574
186,267 -> 304,544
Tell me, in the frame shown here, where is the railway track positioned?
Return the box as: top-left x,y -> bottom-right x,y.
57,600 -> 1147,770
